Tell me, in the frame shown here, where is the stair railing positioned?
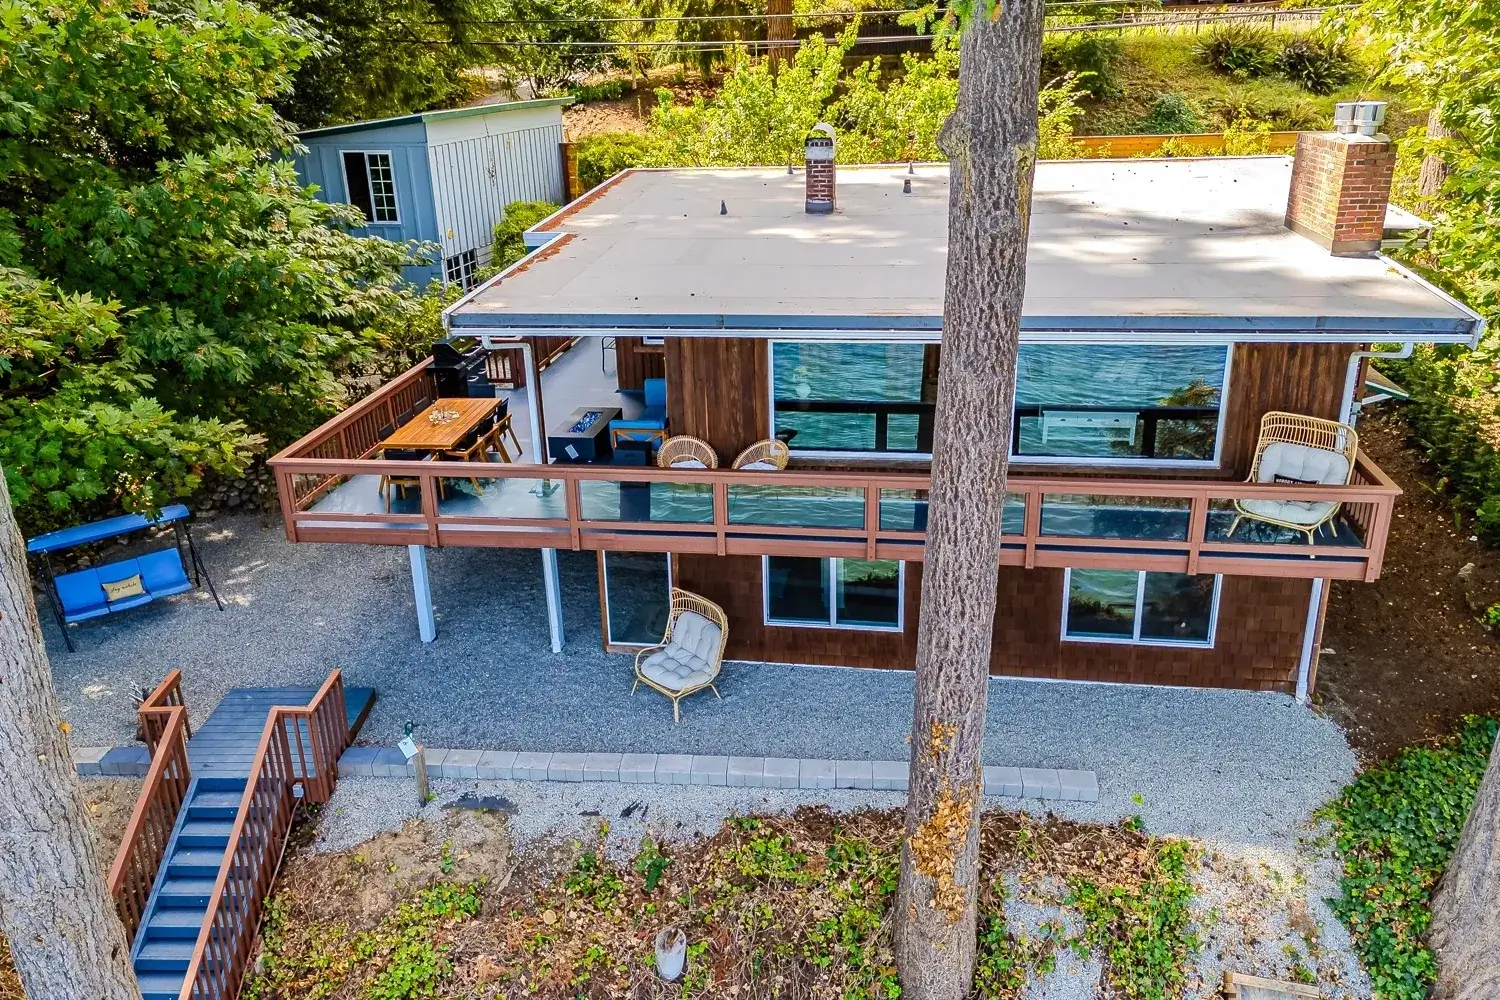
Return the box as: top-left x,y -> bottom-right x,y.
109,673 -> 193,942
179,670 -> 349,1000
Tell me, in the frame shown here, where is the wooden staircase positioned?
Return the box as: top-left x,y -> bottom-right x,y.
109,671 -> 376,1000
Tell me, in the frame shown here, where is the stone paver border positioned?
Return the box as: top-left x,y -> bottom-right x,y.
73,745 -> 1100,803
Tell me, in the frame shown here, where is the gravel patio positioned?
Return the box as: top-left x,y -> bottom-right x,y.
45,510 -> 1356,845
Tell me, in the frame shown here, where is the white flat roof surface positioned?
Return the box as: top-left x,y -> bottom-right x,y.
449,159 -> 1479,341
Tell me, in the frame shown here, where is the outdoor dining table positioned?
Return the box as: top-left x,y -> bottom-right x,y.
381,397 -> 500,453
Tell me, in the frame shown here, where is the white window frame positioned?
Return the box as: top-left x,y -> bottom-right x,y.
339,149 -> 401,225
601,551 -> 672,647
1010,343 -> 1234,470
765,340 -> 1233,469
445,248 -> 479,290
1060,567 -> 1222,648
762,555 -> 905,633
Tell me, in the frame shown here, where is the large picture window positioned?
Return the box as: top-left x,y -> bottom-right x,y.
1014,344 -> 1230,464
763,556 -> 904,631
1062,568 -> 1220,647
768,340 -> 1229,465
341,150 -> 400,224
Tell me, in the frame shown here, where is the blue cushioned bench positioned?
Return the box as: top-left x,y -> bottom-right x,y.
28,504 -> 220,651
611,377 -> 668,449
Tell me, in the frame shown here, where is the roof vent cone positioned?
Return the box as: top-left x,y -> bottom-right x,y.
903,177 -> 912,194
804,122 -> 836,215
1333,100 -> 1387,137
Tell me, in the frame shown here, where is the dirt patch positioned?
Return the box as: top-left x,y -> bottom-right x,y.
562,75 -> 718,139
1318,409 -> 1500,762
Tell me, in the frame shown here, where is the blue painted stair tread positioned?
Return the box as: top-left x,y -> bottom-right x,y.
186,686 -> 376,778
131,776 -> 246,1000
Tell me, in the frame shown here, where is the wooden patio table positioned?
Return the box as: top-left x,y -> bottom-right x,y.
381,397 -> 500,452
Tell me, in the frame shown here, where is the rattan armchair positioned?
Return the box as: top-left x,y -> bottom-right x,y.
732,438 -> 790,471
1228,411 -> 1359,544
657,435 -> 719,469
633,588 -> 729,723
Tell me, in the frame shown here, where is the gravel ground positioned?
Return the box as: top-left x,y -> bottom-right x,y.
46,511 -> 1355,846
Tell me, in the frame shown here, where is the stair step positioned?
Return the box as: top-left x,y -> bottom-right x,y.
136,971 -> 186,1000
136,939 -> 195,971
167,849 -> 225,878
157,877 -> 218,907
178,820 -> 234,846
189,790 -> 244,814
145,907 -> 207,939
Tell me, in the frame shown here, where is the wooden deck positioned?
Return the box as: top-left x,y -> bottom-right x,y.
187,687 -> 376,778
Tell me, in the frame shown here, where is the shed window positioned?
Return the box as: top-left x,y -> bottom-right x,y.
1062,568 -> 1220,647
445,249 -> 479,290
763,556 -> 904,631
341,151 -> 399,224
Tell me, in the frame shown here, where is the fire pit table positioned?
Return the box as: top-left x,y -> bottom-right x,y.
547,406 -> 622,463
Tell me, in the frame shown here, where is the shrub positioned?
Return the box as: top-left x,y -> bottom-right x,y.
1319,717 -> 1499,1000
1136,92 -> 1204,135
569,79 -> 628,102
1041,32 -> 1124,99
573,133 -> 655,191
1196,25 -> 1278,79
1276,35 -> 1356,95
490,200 -> 561,271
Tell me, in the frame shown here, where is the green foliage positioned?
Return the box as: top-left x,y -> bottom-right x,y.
564,850 -> 627,908
1319,717 -> 1499,1000
490,200 -> 561,272
1484,602 -> 1500,628
570,80 -> 630,102
1196,25 -> 1278,80
634,836 -> 673,892
0,0 -> 434,529
972,897 -> 1060,997
1041,32 -> 1124,99
1065,839 -> 1202,1000
574,132 -> 657,191
1276,36 -> 1356,96
485,0 -> 622,96
1136,92 -> 1204,135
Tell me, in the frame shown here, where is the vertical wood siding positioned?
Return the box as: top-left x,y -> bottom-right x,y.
665,337 -> 771,457
428,124 -> 565,264
614,337 -> 667,390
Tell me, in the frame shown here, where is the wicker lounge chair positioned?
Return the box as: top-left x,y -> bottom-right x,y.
633,588 -> 729,723
732,439 -> 790,471
1228,411 -> 1359,544
657,435 -> 719,469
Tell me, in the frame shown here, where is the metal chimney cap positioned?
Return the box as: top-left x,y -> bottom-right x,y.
1334,100 -> 1387,137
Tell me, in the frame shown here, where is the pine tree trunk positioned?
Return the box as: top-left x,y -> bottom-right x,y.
1428,734 -> 1500,1000
1417,107 -> 1451,200
892,3 -> 1044,997
765,0 -> 794,70
0,469 -> 142,1000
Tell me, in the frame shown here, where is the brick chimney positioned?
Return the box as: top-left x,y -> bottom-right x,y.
804,123 -> 836,215
1284,101 -> 1395,256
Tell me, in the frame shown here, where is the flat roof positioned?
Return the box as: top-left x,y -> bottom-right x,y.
446,158 -> 1482,342
296,98 -> 573,139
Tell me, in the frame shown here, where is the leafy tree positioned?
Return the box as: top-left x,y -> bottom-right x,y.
0,0 -> 432,528
487,0 -> 620,96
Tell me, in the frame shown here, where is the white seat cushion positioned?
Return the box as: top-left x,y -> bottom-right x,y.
1255,441 -> 1349,486
1239,497 -> 1339,526
670,610 -> 722,662
639,610 -> 723,692
740,460 -> 778,471
671,458 -> 708,469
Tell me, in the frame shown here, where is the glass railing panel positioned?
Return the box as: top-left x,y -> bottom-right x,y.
577,480 -> 715,524
877,490 -> 1026,534
435,476 -> 569,519
1203,497 -> 1361,547
1040,494 -> 1191,542
727,484 -> 865,528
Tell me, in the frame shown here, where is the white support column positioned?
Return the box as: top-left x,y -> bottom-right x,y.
1295,577 -> 1325,703
541,548 -> 564,652
408,545 -> 437,643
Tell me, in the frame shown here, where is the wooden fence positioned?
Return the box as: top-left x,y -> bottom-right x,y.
1073,131 -> 1302,158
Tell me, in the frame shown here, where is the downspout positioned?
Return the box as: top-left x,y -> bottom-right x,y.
1339,342 -> 1414,427
1295,577 -> 1325,703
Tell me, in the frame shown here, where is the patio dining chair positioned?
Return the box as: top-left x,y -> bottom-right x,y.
657,435 -> 719,470
379,449 -> 440,512
1228,411 -> 1359,544
483,412 -> 523,463
732,439 -> 790,471
443,427 -> 490,492
633,588 -> 730,723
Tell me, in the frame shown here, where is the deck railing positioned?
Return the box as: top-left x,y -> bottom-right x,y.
179,670 -> 349,1000
137,668 -> 191,752
108,686 -> 192,942
267,449 -> 1400,582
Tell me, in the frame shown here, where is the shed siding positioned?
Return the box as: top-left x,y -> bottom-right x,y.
428,122 -> 565,267
671,555 -> 1308,692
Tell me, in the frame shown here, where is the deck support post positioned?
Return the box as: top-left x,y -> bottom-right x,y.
408,545 -> 437,643
1295,577 -> 1325,703
541,548 -> 564,652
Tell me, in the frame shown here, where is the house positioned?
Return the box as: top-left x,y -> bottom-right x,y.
292,99 -> 572,287
268,108 -> 1484,701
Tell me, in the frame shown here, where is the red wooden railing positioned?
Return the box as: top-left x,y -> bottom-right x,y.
109,678 -> 192,942
266,449 -> 1400,582
178,670 -> 349,1000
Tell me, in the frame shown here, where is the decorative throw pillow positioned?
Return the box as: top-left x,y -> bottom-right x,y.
102,574 -> 146,601
1272,474 -> 1320,486
671,459 -> 708,469
740,461 -> 778,471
